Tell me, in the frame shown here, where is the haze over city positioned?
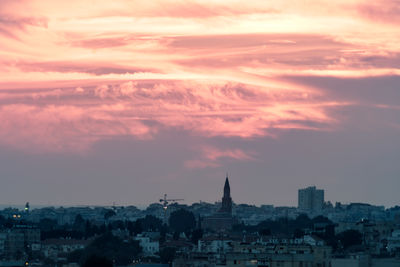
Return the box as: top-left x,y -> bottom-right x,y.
1,0 -> 400,208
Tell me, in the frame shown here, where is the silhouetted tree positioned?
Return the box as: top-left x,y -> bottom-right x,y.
337,230 -> 362,249
160,247 -> 176,264
127,220 -> 142,235
82,255 -> 113,267
293,228 -> 305,238
73,214 -> 85,232
104,210 -> 116,220
312,215 -> 332,224
79,233 -> 141,265
138,215 -> 163,231
259,228 -> 271,236
111,220 -> 125,230
294,214 -> 312,229
191,229 -> 203,244
173,231 -> 180,240
38,218 -> 58,231
169,209 -> 196,233
160,224 -> 167,244
0,215 -> 5,227
84,220 -> 102,238
67,249 -> 83,263
99,223 -> 106,233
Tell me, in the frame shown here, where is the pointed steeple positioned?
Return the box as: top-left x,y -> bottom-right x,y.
224,175 -> 230,198
220,174 -> 232,214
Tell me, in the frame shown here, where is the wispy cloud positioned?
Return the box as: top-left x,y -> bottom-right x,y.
0,0 -> 399,158
0,80 -> 337,152
357,0 -> 400,24
0,12 -> 47,40
185,145 -> 255,169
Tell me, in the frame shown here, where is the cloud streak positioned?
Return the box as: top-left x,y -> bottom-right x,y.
0,0 -> 399,161
358,0 -> 400,24
0,0 -> 400,207
0,80 -> 337,153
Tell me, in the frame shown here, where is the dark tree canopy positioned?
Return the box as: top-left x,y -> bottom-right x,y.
104,209 -> 116,220
38,218 -> 58,231
73,214 -> 85,232
312,215 -> 332,224
76,233 -> 141,265
82,255 -> 113,267
293,228 -> 305,239
138,215 -> 163,231
191,229 -> 203,244
127,220 -> 143,235
233,214 -> 332,236
337,230 -> 363,249
294,214 -> 312,229
259,228 -> 271,236
160,247 -> 176,264
169,209 -> 196,233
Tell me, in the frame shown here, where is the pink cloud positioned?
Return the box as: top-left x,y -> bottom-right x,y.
0,0 -> 398,156
0,102 -> 153,152
184,145 -> 255,169
0,13 -> 47,39
16,61 -> 155,76
358,0 -> 400,24
184,159 -> 219,169
202,146 -> 255,161
0,79 -> 337,152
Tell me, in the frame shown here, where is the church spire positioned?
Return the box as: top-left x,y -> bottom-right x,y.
220,174 -> 232,214
224,174 -> 230,198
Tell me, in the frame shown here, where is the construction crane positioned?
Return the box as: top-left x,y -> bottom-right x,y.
159,194 -> 184,224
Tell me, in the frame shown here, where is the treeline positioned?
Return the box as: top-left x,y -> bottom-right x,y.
67,233 -> 141,266
232,214 -> 333,236
39,213 -> 167,240
1,209 -> 364,259
232,214 -> 363,251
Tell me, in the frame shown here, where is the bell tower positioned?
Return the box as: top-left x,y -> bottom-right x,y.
220,174 -> 232,214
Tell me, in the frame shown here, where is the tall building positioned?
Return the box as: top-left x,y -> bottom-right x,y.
202,175 -> 236,231
220,176 -> 232,214
298,186 -> 324,212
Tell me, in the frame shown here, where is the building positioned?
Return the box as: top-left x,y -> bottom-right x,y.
4,231 -> 24,258
42,238 -> 89,260
1,226 -> 40,259
331,254 -> 400,267
298,186 -> 324,212
174,241 -> 332,267
226,252 -> 314,267
220,176 -> 232,214
387,229 -> 400,253
202,175 -> 236,231
0,233 -> 7,256
134,234 -> 160,256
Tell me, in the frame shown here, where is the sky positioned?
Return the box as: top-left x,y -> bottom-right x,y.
0,0 -> 399,208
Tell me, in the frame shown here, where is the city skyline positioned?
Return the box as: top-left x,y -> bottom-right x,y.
0,178 -> 394,209
0,1 -> 400,207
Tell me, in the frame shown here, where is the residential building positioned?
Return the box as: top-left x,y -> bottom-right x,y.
298,186 -> 324,212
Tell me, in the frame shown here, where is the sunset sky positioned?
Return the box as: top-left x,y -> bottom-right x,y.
0,0 -> 399,207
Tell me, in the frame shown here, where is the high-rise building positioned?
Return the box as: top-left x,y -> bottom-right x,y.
298,186 -> 324,212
